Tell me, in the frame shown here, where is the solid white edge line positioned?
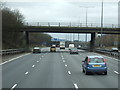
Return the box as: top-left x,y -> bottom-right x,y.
11,84 -> 17,90
0,53 -> 31,65
74,83 -> 79,89
114,71 -> 119,74
68,71 -> 71,74
25,72 -> 28,75
32,65 -> 35,67
101,55 -> 120,62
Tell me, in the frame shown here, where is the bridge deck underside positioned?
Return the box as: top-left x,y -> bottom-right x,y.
22,26 -> 120,34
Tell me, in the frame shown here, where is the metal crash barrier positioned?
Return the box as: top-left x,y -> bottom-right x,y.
0,49 -> 26,56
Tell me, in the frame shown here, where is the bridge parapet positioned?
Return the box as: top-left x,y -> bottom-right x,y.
24,22 -> 118,28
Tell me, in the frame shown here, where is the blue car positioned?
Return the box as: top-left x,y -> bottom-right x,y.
82,56 -> 107,75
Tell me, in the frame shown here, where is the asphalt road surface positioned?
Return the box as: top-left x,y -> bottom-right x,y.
2,47 -> 119,89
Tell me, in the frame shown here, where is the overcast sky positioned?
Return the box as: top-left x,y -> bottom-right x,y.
2,0 -> 119,41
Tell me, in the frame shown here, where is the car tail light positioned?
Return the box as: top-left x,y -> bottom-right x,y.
104,59 -> 107,65
104,59 -> 107,62
87,58 -> 91,64
88,58 -> 91,62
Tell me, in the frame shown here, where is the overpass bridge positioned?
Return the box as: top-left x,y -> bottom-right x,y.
22,22 -> 119,34
20,22 -> 120,52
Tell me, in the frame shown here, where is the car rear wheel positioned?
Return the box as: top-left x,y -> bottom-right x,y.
104,71 -> 107,75
82,68 -> 85,73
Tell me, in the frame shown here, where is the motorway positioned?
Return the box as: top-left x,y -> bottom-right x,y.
2,47 -> 119,89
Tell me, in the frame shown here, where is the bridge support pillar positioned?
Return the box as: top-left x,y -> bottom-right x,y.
25,31 -> 29,51
90,32 -> 96,52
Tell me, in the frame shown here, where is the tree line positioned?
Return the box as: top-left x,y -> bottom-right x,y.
2,5 -> 52,49
95,34 -> 119,48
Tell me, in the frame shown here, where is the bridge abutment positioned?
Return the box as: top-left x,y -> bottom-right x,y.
25,31 -> 29,51
90,32 -> 96,52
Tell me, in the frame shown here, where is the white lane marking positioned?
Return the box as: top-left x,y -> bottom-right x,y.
32,65 -> 35,67
25,72 -> 29,75
63,60 -> 65,62
68,71 -> 71,74
114,71 -> 119,74
40,58 -> 41,59
0,53 -> 31,65
74,83 -> 79,89
62,57 -> 64,60
42,56 -> 44,57
65,64 -> 67,67
11,84 -> 17,90
37,61 -> 39,62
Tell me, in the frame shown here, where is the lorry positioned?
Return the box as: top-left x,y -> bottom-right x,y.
60,41 -> 65,49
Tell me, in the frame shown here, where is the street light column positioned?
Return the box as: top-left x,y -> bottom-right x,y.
86,8 -> 88,27
86,8 -> 88,43
100,0 -> 103,47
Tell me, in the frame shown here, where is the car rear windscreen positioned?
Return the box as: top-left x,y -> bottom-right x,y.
89,58 -> 104,63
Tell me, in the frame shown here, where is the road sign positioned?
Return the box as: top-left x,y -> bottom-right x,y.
51,38 -> 65,41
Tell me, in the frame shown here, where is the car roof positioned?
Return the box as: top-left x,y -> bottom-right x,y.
87,56 -> 103,58
112,48 -> 118,50
34,47 -> 40,49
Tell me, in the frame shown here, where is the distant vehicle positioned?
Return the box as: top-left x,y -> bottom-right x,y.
33,47 -> 41,53
52,44 -> 56,47
111,48 -> 118,52
60,41 -> 65,49
82,56 -> 107,75
50,46 -> 56,52
69,44 -> 74,50
70,48 -> 78,54
77,45 -> 81,49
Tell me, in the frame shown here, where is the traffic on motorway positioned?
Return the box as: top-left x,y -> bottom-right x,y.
2,46 -> 119,89
32,45 -> 108,75
2,1 -> 119,89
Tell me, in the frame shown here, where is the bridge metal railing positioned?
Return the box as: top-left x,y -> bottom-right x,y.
0,48 -> 26,56
24,22 -> 118,28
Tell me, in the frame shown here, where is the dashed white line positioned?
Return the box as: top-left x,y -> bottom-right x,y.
68,71 -> 71,74
65,64 -> 67,67
62,57 -> 64,60
11,84 -> 17,90
114,71 -> 119,74
74,83 -> 79,89
25,72 -> 29,75
37,61 -> 39,62
40,58 -> 41,59
32,65 -> 35,67
63,60 -> 65,62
